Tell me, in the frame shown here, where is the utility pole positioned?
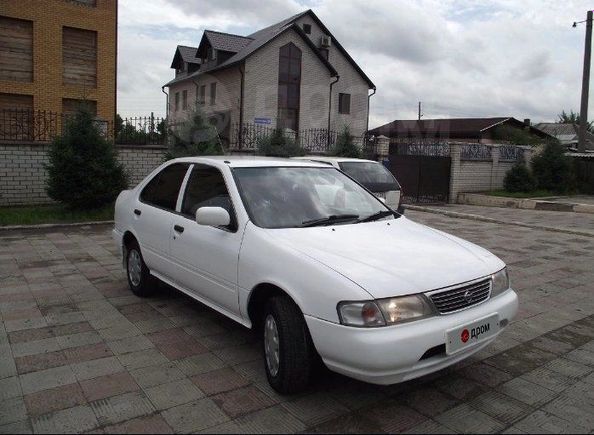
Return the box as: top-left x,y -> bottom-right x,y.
418,101 -> 422,121
578,10 -> 592,153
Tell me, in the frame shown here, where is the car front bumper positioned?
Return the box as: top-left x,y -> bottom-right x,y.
305,288 -> 518,385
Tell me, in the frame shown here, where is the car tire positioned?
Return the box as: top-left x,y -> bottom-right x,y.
125,241 -> 156,297
263,295 -> 313,394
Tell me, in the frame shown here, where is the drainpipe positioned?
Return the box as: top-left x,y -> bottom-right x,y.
366,86 -> 377,155
328,75 -> 340,147
239,63 -> 245,150
161,86 -> 169,145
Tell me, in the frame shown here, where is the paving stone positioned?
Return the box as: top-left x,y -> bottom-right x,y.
90,391 -> 154,426
97,323 -> 142,341
11,337 -> 61,358
497,377 -> 558,407
8,327 -> 55,344
0,419 -> 32,434
56,331 -> 102,350
156,338 -> 208,360
14,350 -> 67,374
116,348 -> 168,370
434,375 -> 490,401
545,357 -> 593,378
0,397 -> 27,426
19,365 -> 77,395
564,348 -> 594,367
130,362 -> 186,389
515,409 -> 590,434
281,393 -> 348,427
106,335 -> 154,355
176,352 -> 227,376
212,385 -> 276,418
4,317 -> 48,333
231,405 -> 309,433
24,383 -> 86,417
457,362 -> 514,387
542,394 -> 594,429
468,390 -> 532,425
212,344 -> 261,366
191,367 -> 251,395
401,386 -> 459,417
63,342 -> 113,365
102,414 -> 173,434
484,344 -> 558,376
31,404 -> 98,434
0,353 -> 17,380
162,398 -> 229,433
71,356 -> 124,381
520,367 -> 578,393
80,371 -> 140,402
146,327 -> 190,345
435,403 -> 506,434
0,376 -> 22,401
144,378 -> 204,410
406,419 -> 456,434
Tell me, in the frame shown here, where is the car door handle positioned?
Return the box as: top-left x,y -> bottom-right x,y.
174,225 -> 185,233
134,209 -> 141,216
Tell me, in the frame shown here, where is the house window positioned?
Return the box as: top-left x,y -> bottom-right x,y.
303,24 -> 311,34
63,27 -> 97,87
199,85 -> 206,105
277,42 -> 301,131
319,48 -> 329,61
338,93 -> 351,114
182,90 -> 188,110
210,83 -> 216,105
0,17 -> 33,83
175,92 -> 180,112
62,98 -> 97,116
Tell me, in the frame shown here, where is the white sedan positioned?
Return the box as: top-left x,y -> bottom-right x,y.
113,156 -> 518,394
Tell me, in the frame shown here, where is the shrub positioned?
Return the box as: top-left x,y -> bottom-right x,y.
331,126 -> 361,158
256,128 -> 305,157
531,142 -> 575,193
45,108 -> 128,210
165,107 -> 223,159
504,161 -> 536,192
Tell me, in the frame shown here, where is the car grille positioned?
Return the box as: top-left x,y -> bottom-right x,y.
428,278 -> 491,314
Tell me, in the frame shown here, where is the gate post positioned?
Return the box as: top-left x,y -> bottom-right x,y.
449,143 -> 461,204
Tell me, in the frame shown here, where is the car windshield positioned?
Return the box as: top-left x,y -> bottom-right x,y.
233,166 -> 391,229
338,161 -> 400,192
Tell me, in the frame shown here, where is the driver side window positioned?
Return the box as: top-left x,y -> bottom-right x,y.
181,164 -> 237,230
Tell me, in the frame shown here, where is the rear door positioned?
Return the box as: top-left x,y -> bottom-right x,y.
169,164 -> 243,316
133,163 -> 190,279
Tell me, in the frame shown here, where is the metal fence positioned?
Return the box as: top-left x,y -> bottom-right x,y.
115,115 -> 167,145
0,110 -> 61,142
228,122 -> 347,154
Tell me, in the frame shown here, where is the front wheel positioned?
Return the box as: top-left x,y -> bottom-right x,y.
263,295 -> 314,394
126,242 -> 156,297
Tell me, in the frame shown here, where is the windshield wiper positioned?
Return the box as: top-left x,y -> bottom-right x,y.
300,214 -> 360,227
358,210 -> 396,223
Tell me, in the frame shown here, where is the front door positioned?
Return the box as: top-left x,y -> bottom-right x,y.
169,164 -> 243,316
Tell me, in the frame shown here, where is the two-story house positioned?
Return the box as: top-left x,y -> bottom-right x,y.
164,9 -> 375,148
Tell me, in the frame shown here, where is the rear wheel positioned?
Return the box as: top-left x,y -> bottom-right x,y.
126,241 -> 156,297
263,295 -> 313,394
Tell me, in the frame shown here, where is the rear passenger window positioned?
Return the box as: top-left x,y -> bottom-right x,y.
140,163 -> 189,211
181,164 -> 236,228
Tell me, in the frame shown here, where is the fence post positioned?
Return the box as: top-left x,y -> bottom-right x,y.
490,145 -> 498,192
449,143 -> 461,204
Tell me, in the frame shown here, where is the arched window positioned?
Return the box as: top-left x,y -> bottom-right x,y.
278,42 -> 301,131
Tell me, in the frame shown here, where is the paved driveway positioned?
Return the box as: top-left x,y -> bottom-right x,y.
1,208 -> 593,434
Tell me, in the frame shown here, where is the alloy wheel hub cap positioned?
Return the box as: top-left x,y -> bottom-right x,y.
264,314 -> 280,377
128,249 -> 142,287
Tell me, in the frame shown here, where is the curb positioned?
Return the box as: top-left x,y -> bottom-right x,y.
405,205 -> 594,238
0,220 -> 114,232
457,193 -> 594,215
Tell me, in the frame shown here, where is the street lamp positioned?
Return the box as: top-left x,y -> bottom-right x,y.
574,11 -> 593,153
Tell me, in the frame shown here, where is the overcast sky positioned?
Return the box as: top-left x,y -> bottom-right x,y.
118,0 -> 593,128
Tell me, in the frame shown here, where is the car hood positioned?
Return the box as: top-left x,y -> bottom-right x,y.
266,217 -> 504,299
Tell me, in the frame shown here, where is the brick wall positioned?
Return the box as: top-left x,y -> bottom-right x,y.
0,143 -> 165,206
0,0 -> 117,122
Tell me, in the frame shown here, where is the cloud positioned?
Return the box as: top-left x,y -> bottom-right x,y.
117,0 -> 590,128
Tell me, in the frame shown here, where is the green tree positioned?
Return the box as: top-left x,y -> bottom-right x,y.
165,107 -> 223,159
557,110 -> 593,132
504,161 -> 536,193
531,142 -> 575,193
46,108 -> 128,209
330,126 -> 361,157
256,128 -> 305,157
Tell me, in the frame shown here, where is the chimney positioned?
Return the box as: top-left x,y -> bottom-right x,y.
524,118 -> 531,131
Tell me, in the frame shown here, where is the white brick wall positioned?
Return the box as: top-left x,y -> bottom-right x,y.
0,144 -> 166,206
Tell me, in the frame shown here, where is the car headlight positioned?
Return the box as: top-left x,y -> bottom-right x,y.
491,267 -> 510,297
338,295 -> 433,327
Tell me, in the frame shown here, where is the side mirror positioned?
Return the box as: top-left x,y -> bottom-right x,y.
196,207 -> 231,227
396,205 -> 405,215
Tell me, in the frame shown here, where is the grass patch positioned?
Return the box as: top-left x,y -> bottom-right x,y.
486,190 -> 557,199
0,203 -> 114,226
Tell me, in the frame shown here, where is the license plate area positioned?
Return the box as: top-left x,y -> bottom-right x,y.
446,313 -> 499,355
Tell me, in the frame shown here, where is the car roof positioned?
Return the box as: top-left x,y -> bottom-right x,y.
169,155 -> 332,168
293,156 -> 378,164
